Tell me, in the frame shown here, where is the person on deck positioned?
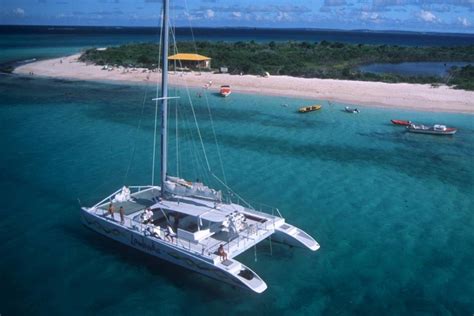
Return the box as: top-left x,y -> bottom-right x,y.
142,208 -> 153,224
119,206 -> 125,225
165,225 -> 176,242
107,202 -> 115,219
218,244 -> 227,261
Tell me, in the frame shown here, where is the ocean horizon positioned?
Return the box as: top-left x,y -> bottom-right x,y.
2,25 -> 474,51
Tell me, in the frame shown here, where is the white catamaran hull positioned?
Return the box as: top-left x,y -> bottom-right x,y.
81,208 -> 267,293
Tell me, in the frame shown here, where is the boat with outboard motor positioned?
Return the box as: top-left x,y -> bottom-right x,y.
406,123 -> 457,135
220,85 -> 231,97
344,106 -> 359,113
81,0 -> 319,294
391,119 -> 411,126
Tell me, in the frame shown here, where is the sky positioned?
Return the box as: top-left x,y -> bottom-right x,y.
1,0 -> 473,33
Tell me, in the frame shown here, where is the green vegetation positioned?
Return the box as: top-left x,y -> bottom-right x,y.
448,64 -> 474,90
79,41 -> 474,90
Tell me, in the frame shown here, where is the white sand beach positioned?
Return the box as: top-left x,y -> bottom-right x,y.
14,54 -> 474,114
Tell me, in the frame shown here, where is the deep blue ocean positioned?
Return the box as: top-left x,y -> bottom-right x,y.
2,25 -> 474,65
0,27 -> 473,315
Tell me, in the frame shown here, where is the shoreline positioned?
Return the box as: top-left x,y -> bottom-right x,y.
14,54 -> 474,114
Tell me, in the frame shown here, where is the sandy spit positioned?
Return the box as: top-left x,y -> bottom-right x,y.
14,54 -> 474,114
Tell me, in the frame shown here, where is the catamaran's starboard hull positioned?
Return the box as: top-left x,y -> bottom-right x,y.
80,208 -> 267,293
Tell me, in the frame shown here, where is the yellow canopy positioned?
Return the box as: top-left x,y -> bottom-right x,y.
168,53 -> 211,61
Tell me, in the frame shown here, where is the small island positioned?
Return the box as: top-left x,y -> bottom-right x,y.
14,41 -> 474,114
79,41 -> 474,90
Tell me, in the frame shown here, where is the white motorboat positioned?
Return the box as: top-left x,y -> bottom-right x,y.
406,123 -> 457,135
344,106 -> 360,113
81,0 -> 319,294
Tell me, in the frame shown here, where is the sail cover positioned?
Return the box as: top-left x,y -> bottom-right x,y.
164,176 -> 222,201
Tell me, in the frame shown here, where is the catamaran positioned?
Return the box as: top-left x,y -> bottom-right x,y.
81,0 -> 319,293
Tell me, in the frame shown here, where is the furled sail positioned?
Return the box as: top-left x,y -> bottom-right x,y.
164,176 -> 222,201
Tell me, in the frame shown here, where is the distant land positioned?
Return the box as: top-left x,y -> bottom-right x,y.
79,41 -> 474,90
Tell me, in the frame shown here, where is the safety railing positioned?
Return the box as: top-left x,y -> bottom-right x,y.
205,216 -> 275,256
92,185 -> 158,210
227,194 -> 284,219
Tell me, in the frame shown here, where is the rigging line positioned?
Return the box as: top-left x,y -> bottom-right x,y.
181,2 -> 228,185
124,86 -> 149,183
181,109 -> 201,181
169,26 -> 212,173
183,107 -> 208,184
211,173 -> 256,211
173,83 -> 201,181
175,89 -> 179,177
171,32 -> 180,178
183,0 -> 202,74
203,89 -> 228,184
169,26 -> 211,187
152,7 -> 164,186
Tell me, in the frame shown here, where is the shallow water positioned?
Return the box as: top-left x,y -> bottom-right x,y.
0,73 -> 473,315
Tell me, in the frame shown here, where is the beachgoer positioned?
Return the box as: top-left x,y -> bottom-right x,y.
107,202 -> 115,219
218,244 -> 227,261
119,206 -> 125,225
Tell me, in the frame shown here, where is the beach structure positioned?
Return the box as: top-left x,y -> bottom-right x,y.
81,0 -> 319,294
168,53 -> 211,70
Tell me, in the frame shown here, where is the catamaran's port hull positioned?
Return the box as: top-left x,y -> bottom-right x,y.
81,208 -> 267,293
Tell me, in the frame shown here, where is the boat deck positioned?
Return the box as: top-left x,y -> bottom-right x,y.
97,187 -> 159,215
95,187 -> 282,263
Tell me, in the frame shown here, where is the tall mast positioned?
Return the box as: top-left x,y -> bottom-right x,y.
160,0 -> 169,197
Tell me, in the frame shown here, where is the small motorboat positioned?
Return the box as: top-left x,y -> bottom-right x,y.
344,106 -> 360,113
298,105 -> 321,113
391,119 -> 412,126
406,124 -> 457,135
220,85 -> 231,97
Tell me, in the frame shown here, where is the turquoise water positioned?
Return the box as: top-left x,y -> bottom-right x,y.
1,73 -> 473,314
1,27 -> 474,314
359,61 -> 473,77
